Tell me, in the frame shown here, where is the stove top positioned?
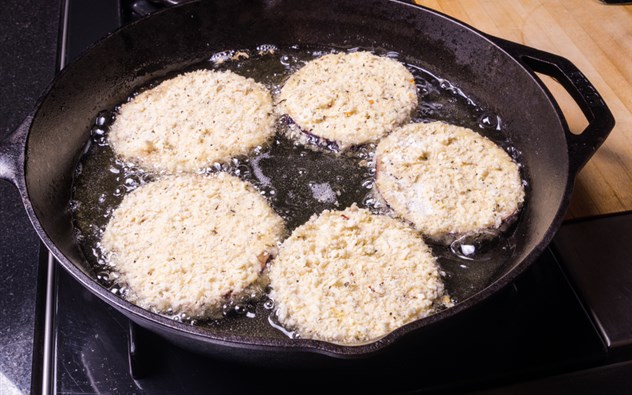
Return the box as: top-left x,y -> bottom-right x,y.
2,1 -> 632,394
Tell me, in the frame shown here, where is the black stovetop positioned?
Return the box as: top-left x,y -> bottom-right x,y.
2,1 -> 632,394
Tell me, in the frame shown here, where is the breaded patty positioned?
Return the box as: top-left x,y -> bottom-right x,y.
108,69 -> 275,173
277,51 -> 418,151
268,204 -> 450,344
375,121 -> 525,242
100,173 -> 286,318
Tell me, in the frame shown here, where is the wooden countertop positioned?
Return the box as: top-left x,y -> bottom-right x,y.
415,0 -> 632,219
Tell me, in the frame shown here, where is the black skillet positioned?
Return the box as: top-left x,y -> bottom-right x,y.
0,0 -> 614,365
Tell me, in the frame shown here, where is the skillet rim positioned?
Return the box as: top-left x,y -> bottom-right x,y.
18,0 -> 590,358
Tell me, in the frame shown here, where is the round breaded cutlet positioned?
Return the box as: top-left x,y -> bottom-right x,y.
375,121 -> 525,242
108,69 -> 275,173
268,204 -> 450,344
100,173 -> 285,319
277,51 -> 418,151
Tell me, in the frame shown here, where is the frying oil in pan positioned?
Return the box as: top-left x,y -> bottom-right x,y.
70,45 -> 524,339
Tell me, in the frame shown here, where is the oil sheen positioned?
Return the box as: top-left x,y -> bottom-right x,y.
70,45 -> 525,339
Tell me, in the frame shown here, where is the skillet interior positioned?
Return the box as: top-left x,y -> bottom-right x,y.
24,0 -> 569,361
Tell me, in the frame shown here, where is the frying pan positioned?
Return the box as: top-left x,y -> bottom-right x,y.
0,0 -> 614,365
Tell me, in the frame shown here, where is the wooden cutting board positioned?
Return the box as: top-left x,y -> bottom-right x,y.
415,0 -> 632,219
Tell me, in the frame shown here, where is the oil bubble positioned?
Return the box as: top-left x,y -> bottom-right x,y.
479,113 -> 501,131
123,176 -> 140,191
449,230 -> 512,261
91,126 -> 108,145
263,298 -> 275,310
280,55 -> 292,66
361,178 -> 374,189
95,111 -> 113,126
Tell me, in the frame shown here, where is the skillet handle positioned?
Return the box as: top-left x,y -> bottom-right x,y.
0,114 -> 31,185
488,36 -> 615,177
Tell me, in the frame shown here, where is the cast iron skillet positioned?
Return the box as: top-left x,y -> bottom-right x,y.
0,0 -> 614,364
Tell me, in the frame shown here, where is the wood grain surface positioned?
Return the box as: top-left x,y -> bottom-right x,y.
414,0 -> 632,219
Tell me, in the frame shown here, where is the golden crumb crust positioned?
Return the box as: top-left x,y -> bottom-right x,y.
268,204 -> 450,344
375,121 -> 525,241
277,51 -> 418,150
100,173 -> 286,318
108,69 -> 275,173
